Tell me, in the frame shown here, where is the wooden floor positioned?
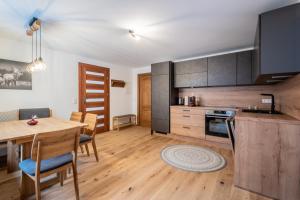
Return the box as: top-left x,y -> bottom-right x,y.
0,126 -> 271,200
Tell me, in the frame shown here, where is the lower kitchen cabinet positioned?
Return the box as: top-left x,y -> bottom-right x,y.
170,106 -> 205,139
235,116 -> 300,200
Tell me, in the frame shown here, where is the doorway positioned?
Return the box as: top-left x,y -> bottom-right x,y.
138,73 -> 151,127
78,62 -> 110,133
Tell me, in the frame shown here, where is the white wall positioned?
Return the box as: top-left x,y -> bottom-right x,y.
130,66 -> 151,116
0,38 -> 132,129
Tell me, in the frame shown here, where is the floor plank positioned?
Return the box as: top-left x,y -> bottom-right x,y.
0,126 -> 271,200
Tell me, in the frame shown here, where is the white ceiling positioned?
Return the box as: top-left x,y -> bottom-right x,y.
0,0 -> 297,68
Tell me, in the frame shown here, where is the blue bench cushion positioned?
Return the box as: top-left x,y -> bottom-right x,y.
80,134 -> 92,143
19,153 -> 73,176
19,108 -> 50,120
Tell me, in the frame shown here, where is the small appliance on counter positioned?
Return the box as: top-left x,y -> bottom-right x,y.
178,97 -> 185,105
188,96 -> 196,107
195,97 -> 201,106
184,96 -> 189,106
177,96 -> 201,106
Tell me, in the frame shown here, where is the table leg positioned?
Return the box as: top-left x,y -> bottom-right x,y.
7,141 -> 20,173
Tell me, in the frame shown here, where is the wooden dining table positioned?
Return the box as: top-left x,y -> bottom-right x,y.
0,117 -> 87,199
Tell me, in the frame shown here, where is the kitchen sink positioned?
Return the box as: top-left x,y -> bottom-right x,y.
242,109 -> 282,115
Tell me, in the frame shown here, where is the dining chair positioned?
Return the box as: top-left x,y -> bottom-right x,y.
19,128 -> 80,200
70,112 -> 83,122
70,112 -> 85,154
80,113 -> 99,162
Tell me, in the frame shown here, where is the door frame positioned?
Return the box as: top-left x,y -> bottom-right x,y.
78,62 -> 110,132
137,73 -> 151,126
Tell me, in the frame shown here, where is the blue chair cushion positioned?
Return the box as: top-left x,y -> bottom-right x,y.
19,153 -> 73,176
80,134 -> 92,143
19,108 -> 50,120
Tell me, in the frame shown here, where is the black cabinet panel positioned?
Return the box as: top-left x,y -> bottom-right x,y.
151,62 -> 170,75
152,75 -> 169,119
152,118 -> 169,133
208,54 -> 237,86
174,58 -> 207,88
151,61 -> 177,133
175,59 -> 207,74
261,4 -> 299,74
253,3 -> 300,84
237,51 -> 252,85
175,73 -> 207,87
253,20 -> 261,84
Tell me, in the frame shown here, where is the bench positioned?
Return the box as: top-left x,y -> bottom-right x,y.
112,114 -> 136,131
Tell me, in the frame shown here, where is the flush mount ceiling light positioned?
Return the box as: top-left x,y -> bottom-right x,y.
26,17 -> 47,72
129,30 -> 140,41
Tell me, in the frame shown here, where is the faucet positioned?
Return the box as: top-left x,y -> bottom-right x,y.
261,94 -> 275,114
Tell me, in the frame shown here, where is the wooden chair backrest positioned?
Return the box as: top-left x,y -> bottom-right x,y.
83,113 -> 97,136
70,112 -> 83,122
31,127 -> 80,161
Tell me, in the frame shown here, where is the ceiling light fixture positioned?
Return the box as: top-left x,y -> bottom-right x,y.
26,18 -> 47,72
129,30 -> 140,41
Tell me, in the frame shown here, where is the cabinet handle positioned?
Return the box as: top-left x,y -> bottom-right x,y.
182,126 -> 191,129
183,109 -> 190,112
182,115 -> 190,118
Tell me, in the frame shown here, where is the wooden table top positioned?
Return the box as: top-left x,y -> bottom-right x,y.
0,117 -> 87,142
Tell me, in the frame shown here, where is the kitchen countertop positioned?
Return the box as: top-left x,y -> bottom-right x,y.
171,105 -> 239,111
235,111 -> 300,125
171,105 -> 300,124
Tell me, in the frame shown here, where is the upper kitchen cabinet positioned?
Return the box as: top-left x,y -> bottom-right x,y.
253,3 -> 300,84
208,53 -> 236,86
151,61 -> 177,134
174,58 -> 208,88
237,51 -> 252,85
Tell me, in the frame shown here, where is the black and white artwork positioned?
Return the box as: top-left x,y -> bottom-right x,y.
0,59 -> 32,90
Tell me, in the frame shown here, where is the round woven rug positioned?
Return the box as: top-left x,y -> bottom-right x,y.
161,145 -> 226,172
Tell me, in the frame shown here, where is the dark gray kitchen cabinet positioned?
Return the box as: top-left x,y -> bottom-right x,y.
174,58 -> 207,88
237,51 -> 252,85
151,61 -> 177,134
253,3 -> 300,84
208,54 -> 237,86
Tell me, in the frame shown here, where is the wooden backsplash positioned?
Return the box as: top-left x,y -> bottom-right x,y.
275,74 -> 300,120
179,74 -> 300,120
179,85 -> 275,109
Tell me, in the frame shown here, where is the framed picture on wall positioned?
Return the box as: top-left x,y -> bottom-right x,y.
0,59 -> 32,90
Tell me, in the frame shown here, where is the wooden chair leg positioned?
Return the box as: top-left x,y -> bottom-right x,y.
85,144 -> 90,156
91,138 -> 99,162
34,177 -> 41,200
60,172 -> 64,186
72,161 -> 79,200
80,145 -> 84,153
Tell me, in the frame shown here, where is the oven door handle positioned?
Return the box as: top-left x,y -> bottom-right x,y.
205,115 -> 229,119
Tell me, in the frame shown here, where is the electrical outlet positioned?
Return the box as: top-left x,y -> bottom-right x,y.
262,98 -> 272,104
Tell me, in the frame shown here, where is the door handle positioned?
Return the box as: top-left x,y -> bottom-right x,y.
182,115 -> 190,118
183,109 -> 190,112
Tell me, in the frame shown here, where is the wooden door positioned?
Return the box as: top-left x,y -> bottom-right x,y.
79,63 -> 110,133
138,73 -> 151,127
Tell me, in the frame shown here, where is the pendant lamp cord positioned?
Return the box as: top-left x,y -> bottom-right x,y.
31,33 -> 33,62
35,29 -> 37,60
40,24 -> 42,58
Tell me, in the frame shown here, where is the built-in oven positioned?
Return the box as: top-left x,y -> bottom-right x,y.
205,110 -> 235,138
